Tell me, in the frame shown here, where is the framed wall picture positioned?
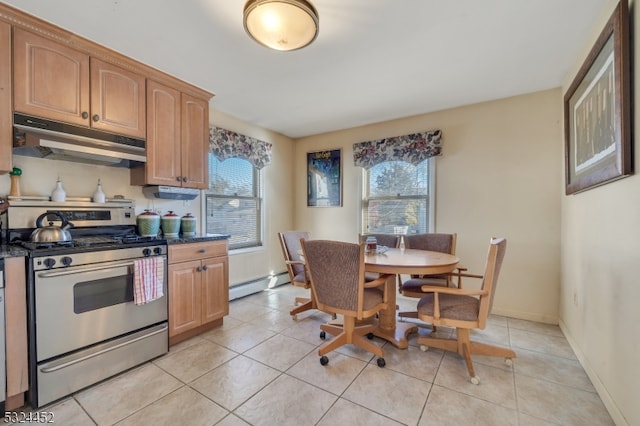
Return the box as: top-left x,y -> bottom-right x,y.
564,1 -> 632,194
307,149 -> 342,207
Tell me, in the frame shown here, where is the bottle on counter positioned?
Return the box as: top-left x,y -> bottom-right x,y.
51,177 -> 66,202
92,179 -> 106,203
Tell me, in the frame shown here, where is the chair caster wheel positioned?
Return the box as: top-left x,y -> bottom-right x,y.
320,356 -> 329,366
320,331 -> 326,340
470,376 -> 480,385
366,333 -> 374,340
376,358 -> 386,368
420,345 -> 429,352
505,358 -> 513,367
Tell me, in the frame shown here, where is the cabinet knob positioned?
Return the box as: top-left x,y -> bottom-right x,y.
202,265 -> 208,271
176,176 -> 182,182
92,114 -> 100,122
196,266 -> 202,272
198,248 -> 206,253
183,176 -> 189,183
82,112 -> 89,119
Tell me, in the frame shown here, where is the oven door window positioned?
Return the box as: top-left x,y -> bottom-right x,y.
74,273 -> 133,314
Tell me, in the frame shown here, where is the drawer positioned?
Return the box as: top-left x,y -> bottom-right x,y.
169,240 -> 228,264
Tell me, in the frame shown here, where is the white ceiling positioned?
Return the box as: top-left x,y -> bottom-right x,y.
3,0 -> 608,138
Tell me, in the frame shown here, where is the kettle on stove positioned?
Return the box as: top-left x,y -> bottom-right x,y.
30,211 -> 74,243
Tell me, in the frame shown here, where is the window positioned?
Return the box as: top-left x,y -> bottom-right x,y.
205,155 -> 262,249
362,159 -> 432,235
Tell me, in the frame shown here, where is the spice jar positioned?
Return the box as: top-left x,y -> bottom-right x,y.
136,210 -> 160,237
161,211 -> 181,237
180,213 -> 197,237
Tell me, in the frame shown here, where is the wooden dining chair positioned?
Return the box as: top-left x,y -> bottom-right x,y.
278,230 -> 317,319
398,233 -> 460,319
416,237 -> 515,384
300,238 -> 391,367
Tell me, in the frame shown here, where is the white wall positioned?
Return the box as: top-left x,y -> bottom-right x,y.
294,88 -> 562,323
560,1 -> 639,424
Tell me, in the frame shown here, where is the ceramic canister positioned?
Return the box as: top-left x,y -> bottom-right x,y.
181,213 -> 197,236
161,211 -> 181,237
136,210 -> 160,237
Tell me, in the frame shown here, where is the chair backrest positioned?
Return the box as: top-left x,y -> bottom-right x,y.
359,233 -> 401,249
300,239 -> 365,315
404,233 -> 456,255
278,231 -> 311,282
477,237 -> 507,328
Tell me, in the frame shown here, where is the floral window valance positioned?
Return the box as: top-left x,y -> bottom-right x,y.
209,127 -> 273,169
352,129 -> 442,169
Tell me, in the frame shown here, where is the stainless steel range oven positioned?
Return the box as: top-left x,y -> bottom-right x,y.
4,200 -> 168,408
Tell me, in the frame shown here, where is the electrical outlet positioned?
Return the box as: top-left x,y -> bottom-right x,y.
183,200 -> 191,207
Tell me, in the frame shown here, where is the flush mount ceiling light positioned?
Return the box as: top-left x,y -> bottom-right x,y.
243,0 -> 319,51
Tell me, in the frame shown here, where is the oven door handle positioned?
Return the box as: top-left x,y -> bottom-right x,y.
36,261 -> 137,278
40,323 -> 168,373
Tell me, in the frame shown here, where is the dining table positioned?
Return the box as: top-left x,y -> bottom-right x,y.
365,247 -> 460,349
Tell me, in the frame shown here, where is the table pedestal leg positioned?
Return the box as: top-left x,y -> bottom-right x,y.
373,275 -> 416,349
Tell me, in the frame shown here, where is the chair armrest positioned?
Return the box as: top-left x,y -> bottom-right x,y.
285,260 -> 305,266
364,274 -> 393,289
419,284 -> 488,297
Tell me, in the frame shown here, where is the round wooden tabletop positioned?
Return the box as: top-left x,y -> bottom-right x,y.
364,247 -> 460,275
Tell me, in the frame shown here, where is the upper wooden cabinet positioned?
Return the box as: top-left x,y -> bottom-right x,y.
1,21 -> 13,174
131,80 -> 209,189
180,94 -> 209,189
13,29 -> 145,139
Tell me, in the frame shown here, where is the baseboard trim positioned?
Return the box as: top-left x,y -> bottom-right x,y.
229,272 -> 289,301
559,319 -> 627,426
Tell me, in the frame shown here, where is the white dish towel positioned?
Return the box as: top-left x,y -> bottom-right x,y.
133,257 -> 165,305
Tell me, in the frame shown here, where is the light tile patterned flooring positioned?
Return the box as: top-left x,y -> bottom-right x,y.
13,284 -> 614,425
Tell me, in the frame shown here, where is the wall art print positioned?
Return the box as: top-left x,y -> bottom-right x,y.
307,149 -> 342,207
564,1 -> 632,194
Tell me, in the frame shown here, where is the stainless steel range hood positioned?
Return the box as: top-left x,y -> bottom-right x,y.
13,113 -> 146,167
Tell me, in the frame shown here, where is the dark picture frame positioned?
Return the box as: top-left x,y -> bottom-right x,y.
564,1 -> 632,195
307,149 -> 342,207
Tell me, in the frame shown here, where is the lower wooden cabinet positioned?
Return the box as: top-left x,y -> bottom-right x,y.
168,240 -> 229,345
4,256 -> 29,410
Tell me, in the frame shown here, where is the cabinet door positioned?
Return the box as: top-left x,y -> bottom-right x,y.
181,94 -> 209,189
90,57 -> 145,138
13,29 -> 90,126
201,256 -> 229,324
168,260 -> 202,337
5,257 -> 29,402
0,21 -> 11,173
140,79 -> 182,186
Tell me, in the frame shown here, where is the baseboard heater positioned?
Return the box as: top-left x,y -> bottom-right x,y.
229,272 -> 290,301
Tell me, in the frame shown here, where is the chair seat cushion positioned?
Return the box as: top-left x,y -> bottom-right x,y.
417,293 -> 479,321
401,277 -> 448,293
363,288 -> 385,310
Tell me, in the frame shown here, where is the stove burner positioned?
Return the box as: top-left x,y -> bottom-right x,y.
18,241 -> 74,250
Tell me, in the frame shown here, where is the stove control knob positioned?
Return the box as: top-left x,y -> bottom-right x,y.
61,256 -> 73,267
143,248 -> 152,257
43,258 -> 56,269
153,247 -> 163,255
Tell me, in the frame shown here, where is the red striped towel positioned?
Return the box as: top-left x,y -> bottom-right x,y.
133,257 -> 165,305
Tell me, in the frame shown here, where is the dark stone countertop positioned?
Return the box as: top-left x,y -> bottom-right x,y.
165,233 -> 230,245
0,244 -> 29,259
